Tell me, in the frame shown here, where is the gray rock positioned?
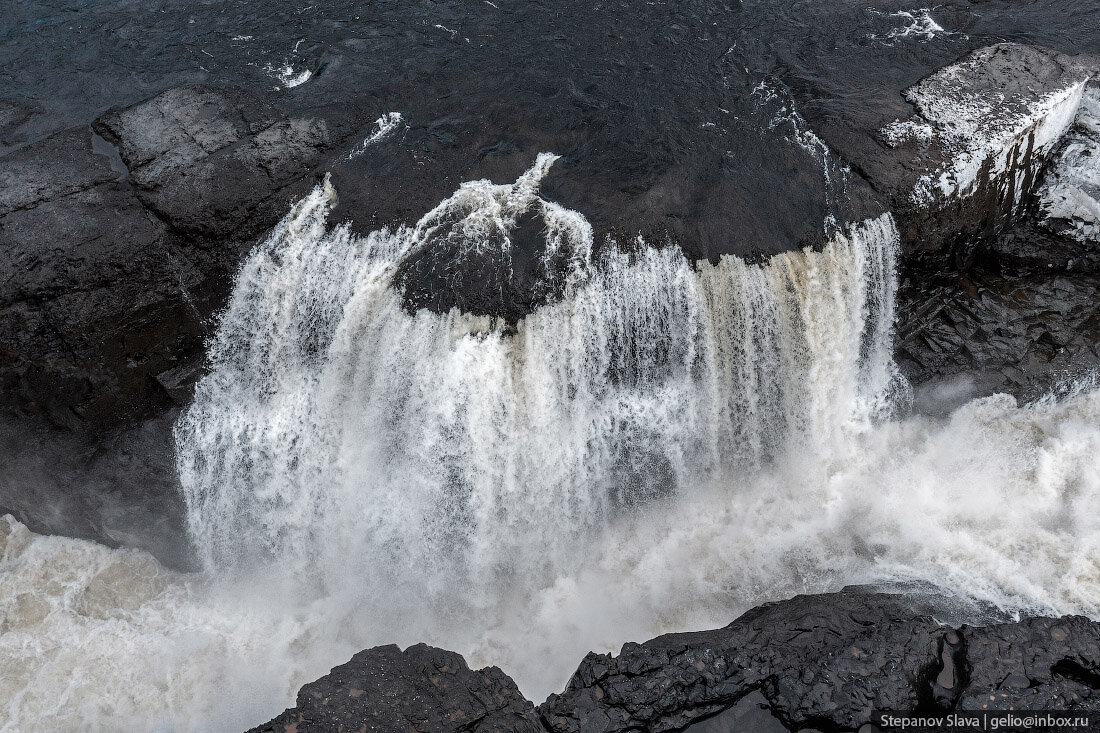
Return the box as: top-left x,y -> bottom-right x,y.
93,87 -> 338,239
540,589 -> 948,733
1037,84 -> 1100,244
247,643 -> 546,733
0,98 -> 42,148
961,616 -> 1100,710
895,270 -> 1100,401
0,169 -> 207,431
0,128 -> 119,216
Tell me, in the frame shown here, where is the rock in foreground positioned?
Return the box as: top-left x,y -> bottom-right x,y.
249,589 -> 1100,733
248,644 -> 545,733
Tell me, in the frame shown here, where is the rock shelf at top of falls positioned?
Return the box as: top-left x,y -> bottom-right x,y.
248,587 -> 1100,733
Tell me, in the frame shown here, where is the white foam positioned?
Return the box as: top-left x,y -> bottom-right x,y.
346,112 -> 404,159
175,158 -> 901,579
263,63 -> 312,89
6,381 -> 1100,729
870,8 -> 948,44
751,79 -> 849,235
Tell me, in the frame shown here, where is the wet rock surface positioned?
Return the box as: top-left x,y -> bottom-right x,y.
1037,85 -> 1100,244
895,184 -> 1100,400
247,589 -> 1100,733
247,643 -> 545,733
3,34 -> 1097,439
889,54 -> 1100,401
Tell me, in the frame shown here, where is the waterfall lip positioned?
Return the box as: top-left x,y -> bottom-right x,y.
175,168 -> 904,580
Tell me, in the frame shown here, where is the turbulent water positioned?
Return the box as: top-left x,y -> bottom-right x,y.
3,155 -> 1100,730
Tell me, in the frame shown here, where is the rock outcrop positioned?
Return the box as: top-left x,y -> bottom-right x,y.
4,39 -> 1096,434
868,46 -> 1100,400
247,588 -> 1100,733
816,43 -> 1099,256
247,643 -> 545,733
1036,86 -> 1100,245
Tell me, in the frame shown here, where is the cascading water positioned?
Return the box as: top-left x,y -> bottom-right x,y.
174,155 -> 903,596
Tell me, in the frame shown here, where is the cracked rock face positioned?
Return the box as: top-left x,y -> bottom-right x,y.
3,40 -> 1098,436
245,589 -> 1100,733
823,43 -> 1100,257
889,48 -> 1100,401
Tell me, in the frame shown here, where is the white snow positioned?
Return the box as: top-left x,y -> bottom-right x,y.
1038,86 -> 1100,242
884,45 -> 1095,206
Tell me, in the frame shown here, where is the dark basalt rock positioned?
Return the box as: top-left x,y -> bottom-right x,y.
247,589 -> 1100,733
884,50 -> 1100,402
0,85 -> 367,436
247,643 -> 546,733
540,589 -> 950,733
961,616 -> 1100,710
93,86 -> 350,240
2,24 -> 1097,439
0,99 -> 42,149
895,259 -> 1100,403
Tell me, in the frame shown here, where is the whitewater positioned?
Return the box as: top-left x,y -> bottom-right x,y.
3,158 -> 1100,731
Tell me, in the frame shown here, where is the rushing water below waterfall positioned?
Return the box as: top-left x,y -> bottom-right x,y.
3,156 -> 1100,730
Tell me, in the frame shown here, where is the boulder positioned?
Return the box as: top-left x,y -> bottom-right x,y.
93,86 -> 346,241
247,643 -> 546,733
0,86 -> 361,435
961,616 -> 1100,710
540,589 -> 950,733
885,47 -> 1100,401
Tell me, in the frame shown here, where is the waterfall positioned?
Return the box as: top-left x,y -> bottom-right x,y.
175,155 -> 904,594
7,158 -> 1100,730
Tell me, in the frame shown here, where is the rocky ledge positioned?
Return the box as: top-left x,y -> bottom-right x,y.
249,588 -> 1100,733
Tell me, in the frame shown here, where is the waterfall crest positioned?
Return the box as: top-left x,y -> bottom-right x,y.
176,156 -> 904,589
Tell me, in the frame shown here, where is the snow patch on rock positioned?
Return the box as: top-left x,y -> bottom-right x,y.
880,44 -> 1095,209
1038,86 -> 1100,244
